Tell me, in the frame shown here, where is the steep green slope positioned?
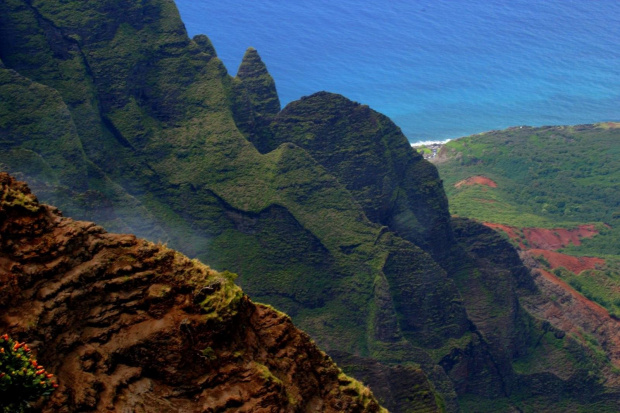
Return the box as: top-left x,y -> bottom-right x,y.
1,1 -> 619,411
263,92 -> 620,410
268,92 -> 453,259
0,1 -> 458,410
0,56 -> 167,239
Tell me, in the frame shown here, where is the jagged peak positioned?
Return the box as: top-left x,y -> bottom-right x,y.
235,47 -> 281,115
192,34 -> 217,58
236,47 -> 263,78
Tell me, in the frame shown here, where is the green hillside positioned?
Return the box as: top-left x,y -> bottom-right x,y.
1,1 -> 619,411
435,124 -> 619,255
433,124 -> 620,317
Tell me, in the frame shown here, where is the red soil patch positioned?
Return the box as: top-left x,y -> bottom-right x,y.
482,223 -> 599,251
523,225 -> 599,250
529,249 -> 605,274
454,175 -> 498,188
599,121 -> 620,129
483,223 -> 526,248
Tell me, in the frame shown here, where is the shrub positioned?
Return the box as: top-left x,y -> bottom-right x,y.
568,279 -> 583,292
535,254 -> 551,268
0,334 -> 57,413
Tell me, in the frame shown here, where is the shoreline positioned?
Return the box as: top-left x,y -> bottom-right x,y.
410,140 -> 449,160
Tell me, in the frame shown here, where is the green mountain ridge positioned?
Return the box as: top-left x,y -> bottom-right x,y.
1,1 -> 619,411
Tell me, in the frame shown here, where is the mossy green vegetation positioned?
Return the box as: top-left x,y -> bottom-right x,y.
0,1 -> 456,409
435,124 -> 620,256
435,124 -> 620,335
1,1 -> 619,411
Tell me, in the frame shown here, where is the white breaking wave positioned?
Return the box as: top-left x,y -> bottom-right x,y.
410,139 -> 452,147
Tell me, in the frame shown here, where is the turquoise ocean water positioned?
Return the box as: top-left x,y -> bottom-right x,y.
175,0 -> 620,143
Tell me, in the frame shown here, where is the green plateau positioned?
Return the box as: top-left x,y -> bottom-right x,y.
1,1 -> 619,411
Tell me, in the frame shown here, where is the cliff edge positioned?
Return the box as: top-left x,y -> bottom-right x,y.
0,173 -> 385,412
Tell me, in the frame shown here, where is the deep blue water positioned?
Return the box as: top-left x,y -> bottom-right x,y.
175,0 -> 620,143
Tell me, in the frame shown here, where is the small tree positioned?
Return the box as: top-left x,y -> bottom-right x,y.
0,334 -> 57,413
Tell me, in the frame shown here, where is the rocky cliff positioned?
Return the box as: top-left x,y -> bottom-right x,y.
0,172 -> 385,412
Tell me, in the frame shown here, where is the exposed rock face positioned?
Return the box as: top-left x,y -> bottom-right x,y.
0,173 -> 385,412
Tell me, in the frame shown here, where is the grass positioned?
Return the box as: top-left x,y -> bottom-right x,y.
436,125 -> 620,249
435,124 -> 620,303
548,257 -> 620,318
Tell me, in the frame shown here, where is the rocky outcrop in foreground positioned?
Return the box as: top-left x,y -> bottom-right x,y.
0,173 -> 385,412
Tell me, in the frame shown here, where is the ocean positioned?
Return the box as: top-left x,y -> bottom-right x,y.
175,0 -> 620,143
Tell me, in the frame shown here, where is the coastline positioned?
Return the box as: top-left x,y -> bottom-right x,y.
411,139 -> 451,160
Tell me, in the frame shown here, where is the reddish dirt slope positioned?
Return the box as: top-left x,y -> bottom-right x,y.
483,223 -> 604,274
482,223 -> 599,251
520,266 -> 620,375
483,223 -> 523,246
486,221 -> 618,375
523,225 -> 599,250
454,175 -> 498,188
0,173 -> 385,412
527,249 -> 605,274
